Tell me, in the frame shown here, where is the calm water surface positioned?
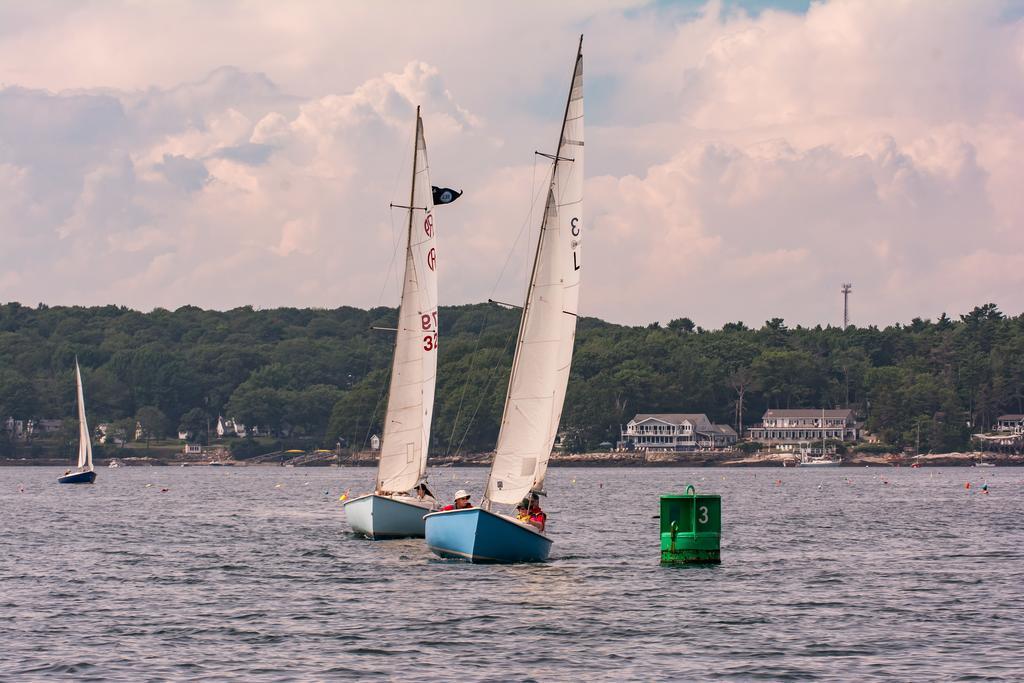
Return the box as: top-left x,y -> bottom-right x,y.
1,466 -> 1021,681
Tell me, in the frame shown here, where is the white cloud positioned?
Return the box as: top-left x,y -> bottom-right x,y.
0,0 -> 1021,327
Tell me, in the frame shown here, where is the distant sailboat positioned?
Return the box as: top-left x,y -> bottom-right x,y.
425,36 -> 584,563
58,359 -> 97,484
342,106 -> 439,539
799,409 -> 841,467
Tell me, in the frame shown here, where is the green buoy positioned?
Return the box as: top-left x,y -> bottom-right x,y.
660,485 -> 721,565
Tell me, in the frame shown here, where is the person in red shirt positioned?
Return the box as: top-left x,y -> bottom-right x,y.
517,493 -> 546,532
440,489 -> 473,511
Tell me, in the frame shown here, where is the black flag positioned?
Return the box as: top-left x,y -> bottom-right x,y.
432,186 -> 463,205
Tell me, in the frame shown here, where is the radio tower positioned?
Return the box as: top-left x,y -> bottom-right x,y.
841,283 -> 852,328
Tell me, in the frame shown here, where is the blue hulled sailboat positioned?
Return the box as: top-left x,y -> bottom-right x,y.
425,37 -> 584,563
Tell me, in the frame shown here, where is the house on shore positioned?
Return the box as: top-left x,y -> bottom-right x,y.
96,423 -> 126,446
2,417 -> 27,439
216,416 -> 272,438
746,409 -> 858,449
995,414 -> 1024,434
619,414 -> 738,452
29,419 -> 63,436
2,417 -> 63,439
217,416 -> 246,438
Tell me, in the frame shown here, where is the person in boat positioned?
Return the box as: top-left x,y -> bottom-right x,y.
440,489 -> 473,511
522,493 -> 546,532
516,498 -> 530,522
414,482 -> 436,504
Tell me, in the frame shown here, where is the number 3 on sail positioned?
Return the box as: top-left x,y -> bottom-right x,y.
571,217 -> 581,270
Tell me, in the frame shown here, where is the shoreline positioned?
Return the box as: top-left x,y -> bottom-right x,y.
4,450 -> 1021,468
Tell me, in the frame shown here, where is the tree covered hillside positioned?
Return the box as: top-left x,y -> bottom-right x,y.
1,301 -> 1022,455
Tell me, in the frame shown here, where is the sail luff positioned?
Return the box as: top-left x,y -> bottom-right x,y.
484,38 -> 583,507
75,358 -> 93,471
375,107 -> 438,493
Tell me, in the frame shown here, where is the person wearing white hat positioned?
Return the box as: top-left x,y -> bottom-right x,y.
440,490 -> 473,511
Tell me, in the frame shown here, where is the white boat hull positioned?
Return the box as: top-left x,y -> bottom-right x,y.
342,493 -> 434,539
800,460 -> 841,467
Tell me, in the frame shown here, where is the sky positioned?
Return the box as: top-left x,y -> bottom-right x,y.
1,0 -> 1022,328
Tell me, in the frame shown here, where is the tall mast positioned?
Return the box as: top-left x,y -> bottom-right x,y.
376,107 -> 422,493
406,107 -> 422,263
75,356 -> 93,471
484,37 -> 583,508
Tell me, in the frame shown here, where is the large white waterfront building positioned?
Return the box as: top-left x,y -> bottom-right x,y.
995,414 -> 1024,434
746,409 -> 858,446
619,413 -> 738,452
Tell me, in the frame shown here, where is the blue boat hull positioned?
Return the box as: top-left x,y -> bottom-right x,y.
58,470 -> 96,484
424,508 -> 552,563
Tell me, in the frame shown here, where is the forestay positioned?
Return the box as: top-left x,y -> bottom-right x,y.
377,109 -> 439,494
75,359 -> 93,471
485,40 -> 583,507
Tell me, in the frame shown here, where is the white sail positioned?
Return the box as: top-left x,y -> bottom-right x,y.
485,39 -> 583,507
377,107 -> 439,494
75,358 -> 93,471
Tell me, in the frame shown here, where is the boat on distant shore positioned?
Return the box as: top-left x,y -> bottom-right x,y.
795,410 -> 842,467
58,358 -> 96,485
974,461 -> 995,467
799,456 -> 841,467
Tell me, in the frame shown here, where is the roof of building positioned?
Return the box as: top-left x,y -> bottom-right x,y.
997,414 -> 1024,420
762,409 -> 855,419
698,424 -> 738,437
630,413 -> 710,425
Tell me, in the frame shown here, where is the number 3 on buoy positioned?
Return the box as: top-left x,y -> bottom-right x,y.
698,506 -> 709,525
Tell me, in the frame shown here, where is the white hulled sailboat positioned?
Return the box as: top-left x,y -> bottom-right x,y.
342,107 -> 440,539
58,358 -> 97,484
799,409 -> 841,466
424,37 -> 584,563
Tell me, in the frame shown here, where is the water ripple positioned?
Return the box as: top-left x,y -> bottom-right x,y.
1,466 -> 1021,680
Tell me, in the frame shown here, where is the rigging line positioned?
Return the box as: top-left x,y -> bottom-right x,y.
362,382 -> 388,453
452,323 -> 520,459
351,205 -> 403,453
442,277 -> 526,457
359,307 -> 400,454
354,212 -> 404,453
526,155 -> 538,292
351,123 -> 414,453
524,156 -> 540,298
444,155 -> 548,457
490,154 -> 549,298
443,305 -> 489,457
387,124 -> 415,255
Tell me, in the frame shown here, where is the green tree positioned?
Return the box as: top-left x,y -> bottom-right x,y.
0,369 -> 39,418
751,349 -> 822,409
667,317 -> 696,334
178,407 -> 208,441
135,406 -> 168,447
325,370 -> 387,450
